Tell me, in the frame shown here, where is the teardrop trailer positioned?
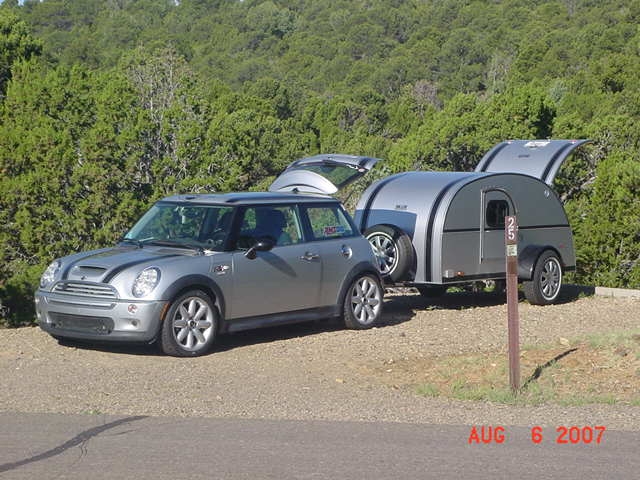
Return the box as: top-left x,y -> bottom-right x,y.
270,139 -> 589,305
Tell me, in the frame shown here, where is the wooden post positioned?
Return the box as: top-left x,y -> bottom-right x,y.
505,215 -> 520,394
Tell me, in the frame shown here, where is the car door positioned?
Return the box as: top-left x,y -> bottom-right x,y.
300,203 -> 363,307
269,154 -> 380,194
228,204 -> 322,320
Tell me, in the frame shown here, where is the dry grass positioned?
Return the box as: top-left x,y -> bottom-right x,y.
384,330 -> 640,406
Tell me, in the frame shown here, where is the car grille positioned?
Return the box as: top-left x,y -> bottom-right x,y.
48,312 -> 114,334
52,281 -> 118,299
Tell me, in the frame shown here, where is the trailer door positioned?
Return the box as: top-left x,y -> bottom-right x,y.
479,190 -> 514,274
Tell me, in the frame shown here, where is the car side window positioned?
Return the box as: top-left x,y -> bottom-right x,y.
305,205 -> 355,240
236,205 -> 302,248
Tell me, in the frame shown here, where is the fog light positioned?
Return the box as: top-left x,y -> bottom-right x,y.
130,319 -> 139,327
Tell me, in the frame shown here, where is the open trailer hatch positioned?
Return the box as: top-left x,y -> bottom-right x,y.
474,139 -> 589,185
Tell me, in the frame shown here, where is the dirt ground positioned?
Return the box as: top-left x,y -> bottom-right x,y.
1,290 -> 638,430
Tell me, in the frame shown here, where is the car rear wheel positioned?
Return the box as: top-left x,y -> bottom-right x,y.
364,224 -> 414,282
343,274 -> 383,329
160,290 -> 217,357
523,251 -> 563,305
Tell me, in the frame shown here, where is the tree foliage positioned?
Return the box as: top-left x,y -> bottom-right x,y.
0,8 -> 41,96
1,0 -> 639,325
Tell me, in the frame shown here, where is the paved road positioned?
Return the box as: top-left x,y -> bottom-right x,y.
0,413 -> 637,479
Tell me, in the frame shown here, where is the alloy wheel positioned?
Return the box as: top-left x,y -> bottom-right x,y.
350,276 -> 382,325
171,296 -> 215,352
367,233 -> 398,275
540,257 -> 562,300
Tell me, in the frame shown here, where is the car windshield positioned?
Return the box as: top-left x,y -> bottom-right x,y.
123,203 -> 234,251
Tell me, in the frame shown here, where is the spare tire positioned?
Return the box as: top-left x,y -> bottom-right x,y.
364,224 -> 414,283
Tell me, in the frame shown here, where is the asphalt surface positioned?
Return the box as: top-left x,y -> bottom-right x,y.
1,413 -> 638,479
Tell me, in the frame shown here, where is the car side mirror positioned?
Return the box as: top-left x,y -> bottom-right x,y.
244,237 -> 275,260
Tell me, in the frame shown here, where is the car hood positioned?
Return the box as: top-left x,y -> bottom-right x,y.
60,246 -> 198,283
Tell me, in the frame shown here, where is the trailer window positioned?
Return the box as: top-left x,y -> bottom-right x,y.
486,200 -> 509,228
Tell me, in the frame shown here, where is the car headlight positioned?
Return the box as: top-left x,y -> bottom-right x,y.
132,267 -> 161,298
40,260 -> 61,288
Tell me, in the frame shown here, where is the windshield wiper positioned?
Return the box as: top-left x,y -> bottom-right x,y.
119,238 -> 143,248
142,239 -> 204,254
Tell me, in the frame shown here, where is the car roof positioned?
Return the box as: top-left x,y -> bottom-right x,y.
159,191 -> 338,206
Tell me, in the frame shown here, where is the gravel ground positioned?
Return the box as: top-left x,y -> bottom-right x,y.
1,291 -> 639,430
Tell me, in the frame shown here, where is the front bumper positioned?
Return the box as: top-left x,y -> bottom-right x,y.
35,290 -> 168,342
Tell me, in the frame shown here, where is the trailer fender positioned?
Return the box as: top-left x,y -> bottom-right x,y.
518,245 -> 561,280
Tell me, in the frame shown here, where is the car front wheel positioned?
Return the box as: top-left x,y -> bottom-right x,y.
160,290 -> 218,357
343,274 -> 383,329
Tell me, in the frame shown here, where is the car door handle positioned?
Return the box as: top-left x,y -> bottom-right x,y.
300,252 -> 320,261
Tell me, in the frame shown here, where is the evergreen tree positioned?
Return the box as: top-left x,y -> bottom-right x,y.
0,9 -> 41,96
2,0 -> 640,325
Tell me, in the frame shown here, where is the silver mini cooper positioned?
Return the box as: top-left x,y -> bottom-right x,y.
36,156 -> 383,356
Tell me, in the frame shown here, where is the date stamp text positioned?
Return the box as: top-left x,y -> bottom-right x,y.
467,425 -> 606,445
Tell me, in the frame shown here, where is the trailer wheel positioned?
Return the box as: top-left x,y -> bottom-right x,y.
523,250 -> 563,305
364,225 -> 414,282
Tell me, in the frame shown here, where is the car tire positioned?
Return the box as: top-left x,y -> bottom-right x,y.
523,250 -> 563,305
364,224 -> 414,282
416,285 -> 447,297
343,273 -> 383,330
160,290 -> 218,357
